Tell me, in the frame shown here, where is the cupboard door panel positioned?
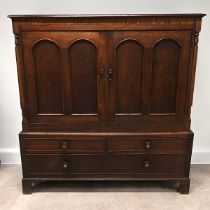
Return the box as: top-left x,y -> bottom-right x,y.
69,40 -> 97,114
116,40 -> 143,114
150,39 -> 180,113
22,32 -> 106,123
108,31 -> 191,124
33,40 -> 63,114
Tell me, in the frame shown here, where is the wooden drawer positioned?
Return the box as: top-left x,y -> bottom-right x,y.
22,138 -> 105,153
25,154 -> 186,176
108,138 -> 188,153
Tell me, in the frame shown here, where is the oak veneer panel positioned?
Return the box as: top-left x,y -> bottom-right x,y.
150,39 -> 180,114
33,40 -> 63,114
116,40 -> 143,114
69,40 -> 97,114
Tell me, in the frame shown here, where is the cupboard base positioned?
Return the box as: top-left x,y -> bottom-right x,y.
22,178 -> 190,194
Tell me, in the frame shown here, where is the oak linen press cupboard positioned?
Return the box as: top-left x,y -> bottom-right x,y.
9,14 -> 205,194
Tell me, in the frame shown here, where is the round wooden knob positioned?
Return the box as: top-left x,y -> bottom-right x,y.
145,141 -> 151,149
63,161 -> 69,169
144,160 -> 150,168
62,141 -> 69,150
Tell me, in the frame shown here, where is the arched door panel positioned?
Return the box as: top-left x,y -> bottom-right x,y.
150,39 -> 180,114
69,40 -> 97,114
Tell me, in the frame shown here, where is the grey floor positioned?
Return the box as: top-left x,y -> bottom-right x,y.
0,164 -> 210,210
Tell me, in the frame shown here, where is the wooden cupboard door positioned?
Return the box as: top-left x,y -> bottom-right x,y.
22,32 -> 106,122
108,31 -> 191,122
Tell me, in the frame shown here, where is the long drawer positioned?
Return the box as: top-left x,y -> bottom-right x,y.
24,154 -> 186,176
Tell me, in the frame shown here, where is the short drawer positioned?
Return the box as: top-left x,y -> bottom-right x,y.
25,154 -> 186,176
22,138 -> 105,153
108,138 -> 188,153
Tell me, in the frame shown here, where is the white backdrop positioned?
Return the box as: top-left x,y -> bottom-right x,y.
0,0 -> 209,163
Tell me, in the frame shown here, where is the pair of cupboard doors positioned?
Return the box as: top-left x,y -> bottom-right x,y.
22,30 -> 191,123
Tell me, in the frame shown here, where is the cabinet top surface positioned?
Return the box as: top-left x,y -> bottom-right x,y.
8,13 -> 206,19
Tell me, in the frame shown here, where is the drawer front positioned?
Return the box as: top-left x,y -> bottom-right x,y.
23,138 -> 105,153
108,138 -> 188,153
25,154 -> 186,175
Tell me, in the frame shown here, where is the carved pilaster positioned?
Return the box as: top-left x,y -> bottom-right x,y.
14,33 -> 20,47
187,106 -> 191,120
14,33 -> 28,123
186,29 -> 200,117
21,108 -> 28,122
194,31 -> 199,45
